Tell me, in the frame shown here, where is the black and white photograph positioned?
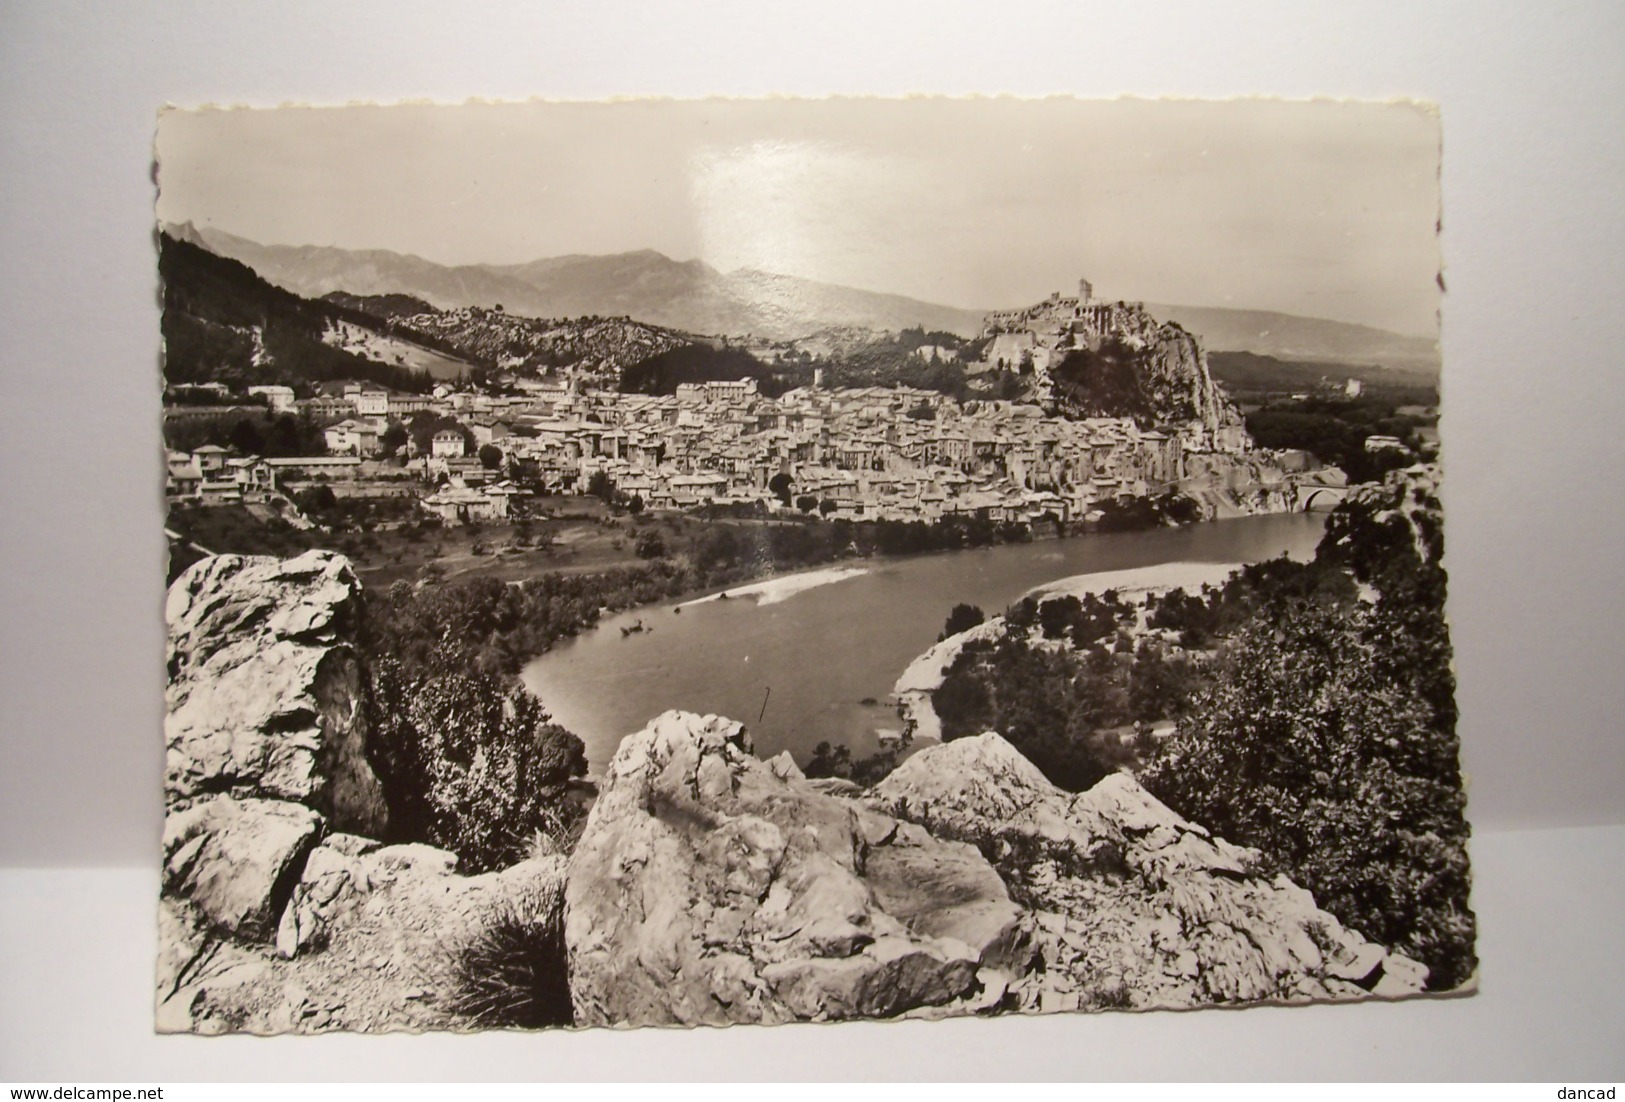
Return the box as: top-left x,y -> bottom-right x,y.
151,96 -> 1473,1035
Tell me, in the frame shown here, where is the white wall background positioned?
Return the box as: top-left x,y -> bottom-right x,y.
0,0 -> 1621,1081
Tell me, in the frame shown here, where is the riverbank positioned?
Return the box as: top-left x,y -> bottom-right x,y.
891,558 -> 1249,745
678,565 -> 871,608
524,511 -> 1330,773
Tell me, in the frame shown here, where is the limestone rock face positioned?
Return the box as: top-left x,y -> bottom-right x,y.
165,550 -> 386,836
985,291 -> 1246,450
156,549 -> 578,1035
870,732 -> 1427,1009
564,711 -> 1023,1026
162,796 -> 325,942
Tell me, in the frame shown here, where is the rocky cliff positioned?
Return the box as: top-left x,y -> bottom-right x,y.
158,551 -> 1427,1034
566,713 -> 1426,1025
870,733 -> 1427,1009
165,551 -> 386,837
159,550 -> 568,1034
982,292 -> 1249,451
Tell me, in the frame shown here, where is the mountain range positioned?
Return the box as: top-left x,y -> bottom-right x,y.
164,222 -> 1439,374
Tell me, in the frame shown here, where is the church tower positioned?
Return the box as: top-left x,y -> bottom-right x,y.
1078,277 -> 1094,303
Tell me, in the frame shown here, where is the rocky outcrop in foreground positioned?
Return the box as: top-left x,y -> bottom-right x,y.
159,551 -> 566,1034
158,550 -> 1426,1034
165,551 -> 386,836
565,713 -> 1425,1026
871,733 -> 1427,1009
565,712 -> 1026,1026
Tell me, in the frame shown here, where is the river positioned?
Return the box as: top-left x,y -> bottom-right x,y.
522,512 -> 1328,773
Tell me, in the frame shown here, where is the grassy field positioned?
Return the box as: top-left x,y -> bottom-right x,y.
167,496 -> 783,590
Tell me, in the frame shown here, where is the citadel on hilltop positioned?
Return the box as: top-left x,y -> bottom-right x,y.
980,278 -> 1251,455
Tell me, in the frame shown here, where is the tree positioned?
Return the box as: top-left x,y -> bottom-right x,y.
1127,640 -> 1193,722
1038,595 -> 1084,639
795,494 -> 818,513
586,470 -> 615,503
939,603 -> 985,641
380,421 -> 409,458
819,498 -> 837,517
803,741 -> 853,780
478,443 -> 504,470
634,531 -> 666,560
768,471 -> 794,507
407,412 -> 474,457
296,484 -> 338,514
368,659 -> 588,873
1144,586 -> 1474,989
228,417 -> 265,455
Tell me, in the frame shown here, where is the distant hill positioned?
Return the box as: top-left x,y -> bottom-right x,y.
166,222 -> 550,324
160,232 -> 696,394
1147,304 -> 1439,375
1207,350 -> 1439,396
158,232 -> 441,394
167,223 -> 1440,373
384,303 -> 694,387
168,223 -> 986,341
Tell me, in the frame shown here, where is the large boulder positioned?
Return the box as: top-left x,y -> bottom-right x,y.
165,551 -> 387,836
162,796 -> 325,942
870,732 -> 1428,1008
564,711 -> 1024,1026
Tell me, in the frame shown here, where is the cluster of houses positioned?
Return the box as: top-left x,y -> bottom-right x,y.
513,379 -> 1195,525
165,371 -> 1242,528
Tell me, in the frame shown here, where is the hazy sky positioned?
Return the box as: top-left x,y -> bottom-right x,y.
156,97 -> 1441,336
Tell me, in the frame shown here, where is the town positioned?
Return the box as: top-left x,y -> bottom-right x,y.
165,376 -> 1210,525
162,286 -> 1324,537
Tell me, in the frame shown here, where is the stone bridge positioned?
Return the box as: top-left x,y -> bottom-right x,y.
1290,479 -> 1352,513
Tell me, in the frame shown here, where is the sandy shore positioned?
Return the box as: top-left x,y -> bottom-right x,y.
678,565 -> 870,608
1024,560 -> 1244,604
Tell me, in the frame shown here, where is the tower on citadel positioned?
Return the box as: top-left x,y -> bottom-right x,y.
1078,278 -> 1093,303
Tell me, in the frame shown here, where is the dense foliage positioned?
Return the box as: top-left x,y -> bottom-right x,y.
803,738 -> 914,787
366,655 -> 586,872
1048,339 -> 1157,422
354,566 -> 681,871
620,344 -> 805,397
1090,491 -> 1203,532
1244,395 -> 1430,483
358,566 -> 689,683
938,602 -> 985,641
817,338 -> 970,398
163,411 -> 330,456
933,590 -> 1185,790
1145,474 -> 1472,989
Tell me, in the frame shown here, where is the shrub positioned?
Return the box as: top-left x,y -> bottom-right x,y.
446,889 -> 573,1029
938,602 -> 985,641
934,633 -> 1132,792
368,657 -> 587,873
